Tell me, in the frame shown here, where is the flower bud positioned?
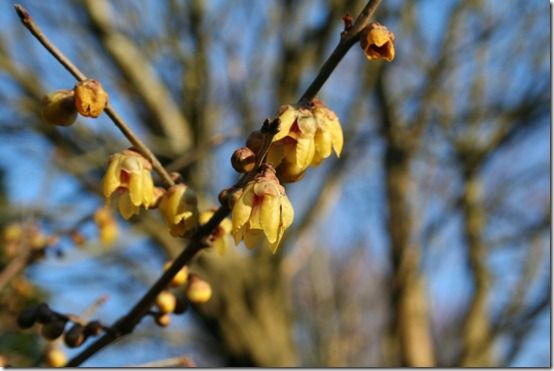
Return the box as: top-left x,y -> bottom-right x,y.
186,275 -> 212,304
84,320 -> 103,337
41,319 -> 66,340
45,347 -> 67,368
360,22 -> 395,62
17,306 -> 38,329
156,291 -> 177,313
74,79 -> 109,118
231,147 -> 256,173
64,324 -> 86,348
41,90 -> 78,126
163,261 -> 189,287
246,130 -> 265,154
154,313 -> 171,327
70,230 -> 86,247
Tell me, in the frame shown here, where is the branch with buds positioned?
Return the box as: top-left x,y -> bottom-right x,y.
13,0 -> 394,366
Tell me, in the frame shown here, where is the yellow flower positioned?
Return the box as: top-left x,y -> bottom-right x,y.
199,210 -> 231,255
311,99 -> 343,166
267,105 -> 317,182
102,149 -> 155,219
360,22 -> 395,62
94,206 -> 118,246
231,164 -> 294,253
159,183 -> 198,237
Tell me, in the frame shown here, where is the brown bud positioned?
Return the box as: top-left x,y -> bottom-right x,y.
186,274 -> 212,304
74,79 -> 109,118
156,291 -> 177,313
41,90 -> 78,126
41,319 -> 66,340
84,320 -> 103,337
70,230 -> 86,247
231,147 -> 256,173
246,130 -> 265,154
36,303 -> 54,324
17,306 -> 38,329
360,22 -> 395,62
154,313 -> 171,327
64,324 -> 86,348
173,296 -> 189,315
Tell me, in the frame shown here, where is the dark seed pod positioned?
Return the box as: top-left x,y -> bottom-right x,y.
17,306 -> 38,329
64,324 -> 86,348
231,147 -> 256,173
173,296 -> 189,315
36,303 -> 54,324
41,319 -> 66,340
84,320 -> 103,337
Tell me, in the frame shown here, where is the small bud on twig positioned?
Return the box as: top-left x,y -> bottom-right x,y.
231,147 -> 256,173
360,22 -> 395,62
41,89 -> 78,126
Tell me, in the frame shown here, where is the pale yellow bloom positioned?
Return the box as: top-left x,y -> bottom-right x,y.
231,165 -> 294,253
102,149 -> 155,219
94,206 -> 118,246
311,100 -> 343,166
360,22 -> 395,62
159,183 -> 198,237
267,105 -> 317,182
199,210 -> 231,255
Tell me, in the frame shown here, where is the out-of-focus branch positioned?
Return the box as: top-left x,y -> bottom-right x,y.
82,0 -> 193,155
457,167 -> 492,366
14,4 -> 176,188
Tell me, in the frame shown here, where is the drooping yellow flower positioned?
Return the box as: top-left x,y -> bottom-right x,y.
102,149 -> 155,219
360,22 -> 395,62
267,105 -> 317,182
93,206 -> 118,246
199,209 -> 231,255
311,99 -> 343,166
158,183 -> 198,237
231,164 -> 294,253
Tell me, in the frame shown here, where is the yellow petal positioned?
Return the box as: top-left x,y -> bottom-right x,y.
128,171 -> 143,206
294,136 -> 315,169
118,194 -> 139,219
314,130 -> 333,161
213,238 -> 228,256
273,105 -> 298,141
260,195 -> 280,243
280,195 -> 294,230
102,155 -> 122,199
231,186 -> 254,232
267,142 -> 285,168
296,110 -> 317,136
243,229 -> 264,249
329,119 -> 344,156
141,170 -> 155,207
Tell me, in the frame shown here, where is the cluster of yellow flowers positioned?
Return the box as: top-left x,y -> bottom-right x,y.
99,99 -> 344,255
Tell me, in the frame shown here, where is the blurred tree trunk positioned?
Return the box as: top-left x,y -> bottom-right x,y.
191,249 -> 297,366
378,70 -> 435,367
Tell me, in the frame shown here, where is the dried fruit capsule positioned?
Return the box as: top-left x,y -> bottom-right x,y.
74,79 -> 109,118
17,306 -> 38,329
64,324 -> 86,348
41,319 -> 66,340
173,296 -> 189,315
41,89 -> 78,126
156,291 -> 177,313
186,275 -> 212,304
36,303 -> 54,324
154,313 -> 171,327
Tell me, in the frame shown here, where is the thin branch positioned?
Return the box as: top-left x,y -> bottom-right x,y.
299,0 -> 381,103
14,4 -> 175,187
13,0 -> 383,366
